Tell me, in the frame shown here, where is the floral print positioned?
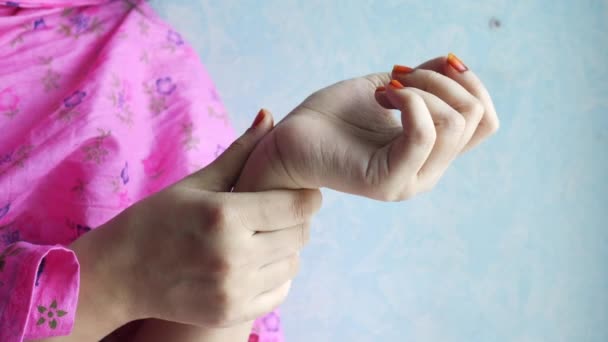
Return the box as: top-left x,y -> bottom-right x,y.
33,18 -> 46,30
57,90 -> 86,121
163,29 -> 185,52
109,76 -> 134,125
63,90 -> 86,108
1,230 -> 20,246
263,312 -> 281,332
41,69 -> 61,92
36,300 -> 67,330
0,145 -> 33,175
181,122 -> 200,151
0,204 -> 9,220
82,129 -> 111,164
69,14 -> 90,34
167,30 -> 184,45
156,77 -> 176,95
0,88 -> 20,118
58,12 -> 103,37
144,77 -> 177,115
214,144 -> 226,157
120,162 -> 129,185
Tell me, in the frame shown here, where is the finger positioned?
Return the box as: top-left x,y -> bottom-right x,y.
252,223 -> 310,260
185,109 -> 274,192
390,66 -> 483,153
443,53 -> 499,151
374,85 -> 394,109
399,88 -> 465,187
247,281 -> 292,320
220,188 -> 322,232
415,54 -> 500,152
255,254 -> 300,294
379,80 -> 436,179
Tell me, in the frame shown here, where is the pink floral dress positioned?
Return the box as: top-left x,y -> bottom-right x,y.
0,1 -> 283,341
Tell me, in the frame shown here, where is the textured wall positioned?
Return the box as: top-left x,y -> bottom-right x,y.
151,1 -> 608,341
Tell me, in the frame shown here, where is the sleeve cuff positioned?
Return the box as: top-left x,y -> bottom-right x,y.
0,242 -> 79,341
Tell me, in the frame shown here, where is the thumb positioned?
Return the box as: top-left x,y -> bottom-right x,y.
189,108 -> 274,192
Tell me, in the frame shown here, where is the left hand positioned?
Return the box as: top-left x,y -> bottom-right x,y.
235,54 -> 499,201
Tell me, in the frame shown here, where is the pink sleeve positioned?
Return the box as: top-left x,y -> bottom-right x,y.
0,242 -> 79,342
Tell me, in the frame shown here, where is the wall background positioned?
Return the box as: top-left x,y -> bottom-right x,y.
151,1 -> 608,341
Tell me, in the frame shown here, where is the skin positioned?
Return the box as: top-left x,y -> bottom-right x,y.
33,55 -> 499,341
131,55 -> 499,341
32,114 -> 322,342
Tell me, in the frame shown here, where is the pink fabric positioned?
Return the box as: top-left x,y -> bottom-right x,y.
0,1 -> 283,341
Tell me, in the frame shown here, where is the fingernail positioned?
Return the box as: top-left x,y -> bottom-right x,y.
375,86 -> 386,92
389,79 -> 405,89
251,109 -> 265,129
392,64 -> 414,75
447,53 -> 468,72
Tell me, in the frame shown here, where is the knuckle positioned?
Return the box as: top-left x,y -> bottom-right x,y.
442,110 -> 466,134
214,305 -> 238,327
421,70 -> 443,92
206,253 -> 233,276
477,116 -> 500,139
397,88 -> 421,108
408,123 -> 436,148
213,283 -> 241,318
213,286 -> 231,310
206,200 -> 231,230
485,117 -> 500,135
468,99 -> 485,120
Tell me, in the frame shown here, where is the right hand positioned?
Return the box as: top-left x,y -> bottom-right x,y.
235,54 -> 499,201
69,110 -> 322,338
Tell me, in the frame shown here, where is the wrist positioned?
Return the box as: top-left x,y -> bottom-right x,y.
68,218 -> 138,339
234,133 -> 302,192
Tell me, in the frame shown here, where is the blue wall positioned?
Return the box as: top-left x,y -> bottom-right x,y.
152,1 -> 608,340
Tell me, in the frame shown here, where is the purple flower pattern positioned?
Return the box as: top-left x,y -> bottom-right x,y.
167,30 -> 184,45
69,14 -> 90,34
34,18 -> 46,30
156,77 -> 176,96
0,204 -> 9,220
64,90 -> 86,108
120,162 -> 129,185
1,230 -> 19,246
262,312 -> 280,332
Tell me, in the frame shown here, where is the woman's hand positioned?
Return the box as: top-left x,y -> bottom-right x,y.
235,54 -> 499,201
38,111 -> 321,341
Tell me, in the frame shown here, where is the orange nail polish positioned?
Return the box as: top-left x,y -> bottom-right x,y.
392,64 -> 414,75
447,53 -> 468,72
251,109 -> 265,128
375,86 -> 386,92
389,79 -> 405,89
